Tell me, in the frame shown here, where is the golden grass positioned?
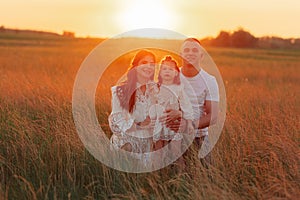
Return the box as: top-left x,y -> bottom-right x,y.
0,38 -> 299,199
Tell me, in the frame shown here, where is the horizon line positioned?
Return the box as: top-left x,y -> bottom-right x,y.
1,25 -> 299,40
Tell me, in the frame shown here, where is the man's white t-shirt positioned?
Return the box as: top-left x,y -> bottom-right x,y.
180,68 -> 219,137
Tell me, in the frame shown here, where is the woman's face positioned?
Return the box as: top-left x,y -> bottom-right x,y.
136,55 -> 155,81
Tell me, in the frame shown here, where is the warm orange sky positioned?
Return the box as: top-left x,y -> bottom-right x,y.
1,0 -> 299,38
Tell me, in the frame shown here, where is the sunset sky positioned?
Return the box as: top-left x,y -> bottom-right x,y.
1,0 -> 299,38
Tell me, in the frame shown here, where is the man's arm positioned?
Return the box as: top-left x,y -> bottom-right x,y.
159,109 -> 183,132
194,100 -> 218,129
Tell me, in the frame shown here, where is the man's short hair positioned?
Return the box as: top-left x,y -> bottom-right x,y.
183,38 -> 201,45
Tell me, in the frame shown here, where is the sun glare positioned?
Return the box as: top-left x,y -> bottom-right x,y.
118,0 -> 174,31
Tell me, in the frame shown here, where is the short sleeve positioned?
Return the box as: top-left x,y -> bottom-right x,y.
205,76 -> 219,102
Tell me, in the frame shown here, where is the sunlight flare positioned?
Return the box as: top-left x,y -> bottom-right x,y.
118,0 -> 174,30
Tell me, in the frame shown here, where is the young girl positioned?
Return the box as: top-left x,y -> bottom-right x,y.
150,56 -> 194,168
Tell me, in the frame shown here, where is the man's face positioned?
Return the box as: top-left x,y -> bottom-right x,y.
180,41 -> 203,68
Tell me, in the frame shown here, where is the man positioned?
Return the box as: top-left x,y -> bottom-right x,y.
162,38 -> 219,166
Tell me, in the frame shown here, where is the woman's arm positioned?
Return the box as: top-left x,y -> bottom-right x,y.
108,86 -> 135,136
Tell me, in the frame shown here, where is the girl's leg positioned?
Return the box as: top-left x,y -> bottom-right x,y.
170,139 -> 185,171
153,140 -> 164,151
153,140 -> 166,168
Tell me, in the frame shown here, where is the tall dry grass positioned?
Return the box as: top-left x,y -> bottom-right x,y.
0,38 -> 299,199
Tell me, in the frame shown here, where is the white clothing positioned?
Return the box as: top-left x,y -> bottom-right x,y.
180,69 -> 219,137
152,84 -> 194,141
108,83 -> 155,155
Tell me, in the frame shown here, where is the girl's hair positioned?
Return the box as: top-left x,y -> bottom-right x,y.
117,50 -> 156,113
158,55 -> 180,85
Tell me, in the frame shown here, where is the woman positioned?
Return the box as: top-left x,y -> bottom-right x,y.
108,50 -> 157,161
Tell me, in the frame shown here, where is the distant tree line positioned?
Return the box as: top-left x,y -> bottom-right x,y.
0,25 -> 75,38
213,28 -> 258,47
62,31 -> 75,38
201,28 -> 300,49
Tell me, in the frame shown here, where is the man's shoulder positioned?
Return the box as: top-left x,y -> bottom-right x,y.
200,69 -> 217,84
200,69 -> 215,79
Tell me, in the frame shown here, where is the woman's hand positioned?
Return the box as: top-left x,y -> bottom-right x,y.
138,116 -> 151,126
136,116 -> 156,130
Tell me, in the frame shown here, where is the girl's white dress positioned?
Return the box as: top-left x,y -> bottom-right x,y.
151,84 -> 194,142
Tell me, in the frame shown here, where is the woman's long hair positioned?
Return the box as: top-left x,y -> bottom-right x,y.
158,55 -> 180,85
117,50 -> 156,113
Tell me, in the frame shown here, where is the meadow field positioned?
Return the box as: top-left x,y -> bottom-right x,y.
0,35 -> 299,199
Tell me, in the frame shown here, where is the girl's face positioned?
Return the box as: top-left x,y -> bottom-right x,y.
136,55 -> 155,81
159,61 -> 178,83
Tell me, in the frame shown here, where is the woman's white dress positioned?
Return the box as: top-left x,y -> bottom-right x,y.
108,83 -> 157,160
